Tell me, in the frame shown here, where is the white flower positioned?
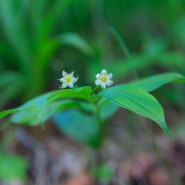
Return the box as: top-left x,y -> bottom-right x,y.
59,71 -> 78,88
95,69 -> 113,89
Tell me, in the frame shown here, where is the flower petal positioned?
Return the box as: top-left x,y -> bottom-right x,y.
95,79 -> 101,85
59,78 -> 64,82
101,82 -> 106,89
101,70 -> 107,75
106,80 -> 113,86
61,83 -> 67,88
96,74 -> 101,78
107,73 -> 113,79
68,83 -> 74,88
69,71 -> 74,77
72,77 -> 78,83
62,71 -> 68,77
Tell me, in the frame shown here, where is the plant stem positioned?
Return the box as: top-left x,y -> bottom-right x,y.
92,86 -> 100,94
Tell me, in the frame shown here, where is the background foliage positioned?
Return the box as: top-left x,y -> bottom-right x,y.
0,0 -> 185,184
1,0 -> 185,108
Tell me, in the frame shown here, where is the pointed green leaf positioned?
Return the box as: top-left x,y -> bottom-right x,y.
99,85 -> 171,138
47,86 -> 93,103
129,72 -> 185,92
11,100 -> 96,126
10,87 -> 93,125
0,109 -> 18,119
0,87 -> 93,125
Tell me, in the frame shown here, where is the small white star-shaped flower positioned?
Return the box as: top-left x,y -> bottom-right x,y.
59,71 -> 78,88
95,69 -> 113,89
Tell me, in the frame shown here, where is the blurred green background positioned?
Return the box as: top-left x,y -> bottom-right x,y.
1,0 -> 185,184
1,0 -> 185,109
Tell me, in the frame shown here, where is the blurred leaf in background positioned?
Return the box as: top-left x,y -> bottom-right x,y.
54,110 -> 100,147
91,164 -> 113,183
0,153 -> 27,181
0,0 -> 93,108
1,0 -> 185,110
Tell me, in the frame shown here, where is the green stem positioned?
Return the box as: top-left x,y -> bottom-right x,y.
92,86 -> 100,94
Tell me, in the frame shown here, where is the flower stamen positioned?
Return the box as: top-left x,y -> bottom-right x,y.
100,75 -> 107,82
65,76 -> 71,83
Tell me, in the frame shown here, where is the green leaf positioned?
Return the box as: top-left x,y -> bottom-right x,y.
99,85 -> 171,138
0,72 -> 24,109
54,110 -> 99,146
129,72 -> 185,92
9,87 -> 93,125
0,154 -> 27,181
0,0 -> 32,71
59,33 -> 92,55
98,98 -> 119,121
47,86 -> 93,103
39,0 -> 75,38
0,72 -> 23,88
0,109 -> 18,119
16,86 -> 92,111
11,100 -> 96,126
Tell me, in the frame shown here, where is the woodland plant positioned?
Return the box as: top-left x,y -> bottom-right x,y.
0,70 -> 185,183
1,0 -> 185,183
1,71 -> 185,147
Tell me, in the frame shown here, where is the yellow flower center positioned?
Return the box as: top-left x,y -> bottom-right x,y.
100,75 -> 107,82
65,76 -> 71,83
